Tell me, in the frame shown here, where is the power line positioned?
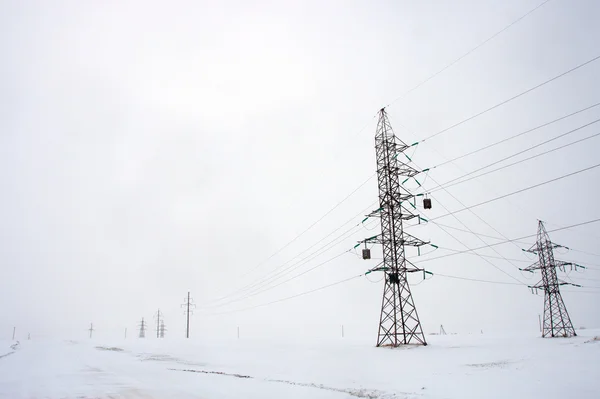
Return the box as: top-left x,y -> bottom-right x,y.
430,126 -> 600,193
434,246 -> 531,263
199,220 -> 600,316
429,218 -> 526,284
429,120 -> 600,193
397,115 -> 556,263
200,248 -> 353,310
202,201 -> 377,306
422,222 -> 530,245
398,117 -> 598,284
386,0 -> 553,107
429,272 -> 524,286
199,218 -> 365,307
407,156 -> 529,282
429,163 -> 600,222
202,274 -> 365,316
563,247 -> 600,258
413,218 -> 600,265
237,173 -> 375,281
198,204 -> 377,308
430,102 -> 600,169
562,290 -> 600,295
396,105 -> 600,262
404,107 -> 600,262
419,54 -> 600,143
231,223 -> 361,297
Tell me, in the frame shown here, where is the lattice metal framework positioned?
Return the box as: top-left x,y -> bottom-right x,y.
138,318 -> 147,338
361,108 -> 428,347
159,320 -> 167,338
523,221 -> 577,338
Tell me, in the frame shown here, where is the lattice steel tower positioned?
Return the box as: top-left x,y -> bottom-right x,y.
360,108 -> 428,347
523,221 -> 577,338
138,318 -> 147,338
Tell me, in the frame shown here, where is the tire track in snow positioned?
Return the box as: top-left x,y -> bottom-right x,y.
170,368 -> 419,399
0,342 -> 19,360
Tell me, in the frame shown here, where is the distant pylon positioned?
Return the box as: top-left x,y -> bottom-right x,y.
522,221 -> 579,338
358,108 -> 428,347
154,309 -> 162,339
138,318 -> 147,338
440,325 -> 446,335
181,291 -> 196,338
159,320 -> 167,338
88,323 -> 94,339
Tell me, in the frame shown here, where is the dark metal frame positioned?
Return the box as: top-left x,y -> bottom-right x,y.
523,221 -> 577,338
361,108 -> 428,347
138,317 -> 147,338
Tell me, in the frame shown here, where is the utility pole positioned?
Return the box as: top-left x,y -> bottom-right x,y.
538,314 -> 542,332
237,326 -> 240,339
159,320 -> 167,338
522,221 -> 579,337
88,323 -> 94,339
138,318 -> 147,338
341,325 -> 344,338
12,327 -> 16,340
28,333 -> 30,340
125,328 -> 127,339
154,310 -> 162,339
358,108 -> 428,347
181,291 -> 196,338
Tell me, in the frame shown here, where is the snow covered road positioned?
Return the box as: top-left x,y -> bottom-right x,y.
0,331 -> 598,398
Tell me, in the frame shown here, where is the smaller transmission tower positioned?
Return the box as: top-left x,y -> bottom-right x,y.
523,221 -> 579,338
88,323 -> 94,339
154,309 -> 162,339
181,291 -> 196,339
159,320 -> 167,338
138,318 -> 147,338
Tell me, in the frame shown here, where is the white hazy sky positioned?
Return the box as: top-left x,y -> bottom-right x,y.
1,0 -> 599,341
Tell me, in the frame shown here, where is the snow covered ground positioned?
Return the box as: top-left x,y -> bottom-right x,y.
1,330 -> 599,399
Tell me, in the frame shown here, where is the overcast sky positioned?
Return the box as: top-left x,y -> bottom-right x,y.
1,0 -> 599,342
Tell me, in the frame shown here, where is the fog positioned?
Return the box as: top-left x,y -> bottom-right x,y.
1,0 -> 599,342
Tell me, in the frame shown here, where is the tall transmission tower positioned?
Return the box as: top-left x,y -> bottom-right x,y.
181,291 -> 196,339
138,318 -> 147,338
523,221 -> 579,337
359,108 -> 429,347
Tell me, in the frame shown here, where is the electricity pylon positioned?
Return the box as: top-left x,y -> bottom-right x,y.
358,108 -> 428,347
138,318 -> 147,338
159,320 -> 167,338
154,309 -> 162,338
522,221 -> 578,338
181,291 -> 196,338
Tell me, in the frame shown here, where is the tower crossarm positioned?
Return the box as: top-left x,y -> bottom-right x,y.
521,261 -> 541,272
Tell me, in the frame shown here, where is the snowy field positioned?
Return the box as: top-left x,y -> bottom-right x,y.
1,331 -> 599,399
